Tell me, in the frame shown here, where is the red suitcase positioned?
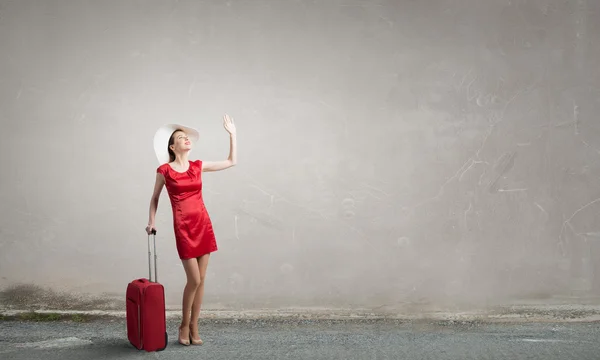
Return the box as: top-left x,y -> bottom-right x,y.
126,230 -> 168,351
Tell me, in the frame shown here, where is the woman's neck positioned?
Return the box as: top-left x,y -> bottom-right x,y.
172,153 -> 189,166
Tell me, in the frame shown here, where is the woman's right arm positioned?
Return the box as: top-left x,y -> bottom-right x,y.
146,173 -> 165,234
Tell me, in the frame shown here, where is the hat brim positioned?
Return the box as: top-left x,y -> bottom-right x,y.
153,124 -> 200,165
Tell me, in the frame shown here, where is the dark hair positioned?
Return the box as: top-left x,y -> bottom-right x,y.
167,129 -> 184,162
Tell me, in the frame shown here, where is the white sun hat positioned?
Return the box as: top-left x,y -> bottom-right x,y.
153,124 -> 200,165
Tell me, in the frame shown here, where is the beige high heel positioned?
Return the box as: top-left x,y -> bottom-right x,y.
178,326 -> 191,346
189,325 -> 204,345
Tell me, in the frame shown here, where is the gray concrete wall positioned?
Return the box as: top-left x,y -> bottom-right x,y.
1,0 -> 599,311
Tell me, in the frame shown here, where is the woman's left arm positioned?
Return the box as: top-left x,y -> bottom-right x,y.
202,114 -> 237,172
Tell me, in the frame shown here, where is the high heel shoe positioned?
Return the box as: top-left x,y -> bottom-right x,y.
189,326 -> 204,345
178,326 -> 191,346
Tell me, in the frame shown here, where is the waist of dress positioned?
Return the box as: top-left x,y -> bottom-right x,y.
168,197 -> 205,209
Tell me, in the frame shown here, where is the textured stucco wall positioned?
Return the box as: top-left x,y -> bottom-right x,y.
1,0 -> 599,310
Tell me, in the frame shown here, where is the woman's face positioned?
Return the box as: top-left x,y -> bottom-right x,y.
170,130 -> 192,153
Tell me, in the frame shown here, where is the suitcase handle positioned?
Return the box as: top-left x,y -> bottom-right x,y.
147,230 -> 158,282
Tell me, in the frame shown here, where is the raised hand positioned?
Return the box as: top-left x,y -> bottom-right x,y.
223,114 -> 236,136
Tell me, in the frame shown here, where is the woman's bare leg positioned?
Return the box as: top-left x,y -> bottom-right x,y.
190,253 -> 210,343
179,258 -> 201,344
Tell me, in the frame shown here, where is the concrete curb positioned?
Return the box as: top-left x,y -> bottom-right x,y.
2,305 -> 600,323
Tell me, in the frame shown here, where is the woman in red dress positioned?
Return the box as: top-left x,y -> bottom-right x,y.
146,114 -> 237,346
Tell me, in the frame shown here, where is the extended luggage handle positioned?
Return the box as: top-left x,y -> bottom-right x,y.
147,229 -> 158,282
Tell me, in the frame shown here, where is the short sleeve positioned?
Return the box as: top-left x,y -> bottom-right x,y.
156,165 -> 165,176
195,159 -> 202,170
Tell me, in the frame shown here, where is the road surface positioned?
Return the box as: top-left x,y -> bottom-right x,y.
1,318 -> 599,359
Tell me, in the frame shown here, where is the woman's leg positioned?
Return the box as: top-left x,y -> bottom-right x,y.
179,258 -> 201,344
190,253 -> 210,342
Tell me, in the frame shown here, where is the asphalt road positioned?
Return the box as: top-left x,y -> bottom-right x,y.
1,318 -> 599,359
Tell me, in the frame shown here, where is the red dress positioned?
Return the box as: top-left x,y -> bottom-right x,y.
157,160 -> 218,260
